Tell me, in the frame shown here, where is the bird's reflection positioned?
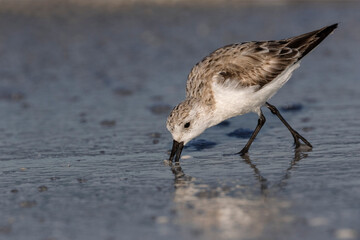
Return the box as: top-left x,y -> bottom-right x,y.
275,147 -> 310,190
241,146 -> 310,193
241,154 -> 269,193
169,162 -> 193,186
168,146 -> 310,192
165,147 -> 310,239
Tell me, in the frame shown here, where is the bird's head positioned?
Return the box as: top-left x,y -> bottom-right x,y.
166,99 -> 211,162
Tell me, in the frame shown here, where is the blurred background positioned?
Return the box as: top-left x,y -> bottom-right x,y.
0,1 -> 359,240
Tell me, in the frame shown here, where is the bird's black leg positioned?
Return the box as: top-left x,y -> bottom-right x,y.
265,102 -> 312,148
238,110 -> 266,155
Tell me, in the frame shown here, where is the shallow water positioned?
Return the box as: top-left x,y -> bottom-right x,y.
0,2 -> 359,240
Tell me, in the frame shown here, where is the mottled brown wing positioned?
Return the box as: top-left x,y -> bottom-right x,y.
212,41 -> 301,88
213,24 -> 338,89
186,24 -> 337,99
186,41 -> 300,100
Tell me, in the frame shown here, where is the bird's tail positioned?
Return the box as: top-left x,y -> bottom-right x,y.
286,23 -> 338,60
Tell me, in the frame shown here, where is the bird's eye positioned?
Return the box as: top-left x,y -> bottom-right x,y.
184,122 -> 190,128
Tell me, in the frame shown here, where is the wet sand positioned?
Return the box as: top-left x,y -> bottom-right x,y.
0,2 -> 359,240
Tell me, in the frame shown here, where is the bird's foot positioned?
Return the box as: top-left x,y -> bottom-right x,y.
292,131 -> 312,149
237,148 -> 249,156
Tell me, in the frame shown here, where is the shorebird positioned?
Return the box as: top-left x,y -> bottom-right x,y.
167,24 -> 338,162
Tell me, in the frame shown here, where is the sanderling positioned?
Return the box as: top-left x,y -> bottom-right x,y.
167,24 -> 338,162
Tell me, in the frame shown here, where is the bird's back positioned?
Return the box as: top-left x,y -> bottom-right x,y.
185,24 -> 338,104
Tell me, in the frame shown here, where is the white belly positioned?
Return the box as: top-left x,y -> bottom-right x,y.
211,62 -> 300,126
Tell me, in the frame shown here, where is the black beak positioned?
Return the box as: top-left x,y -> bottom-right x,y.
169,140 -> 184,162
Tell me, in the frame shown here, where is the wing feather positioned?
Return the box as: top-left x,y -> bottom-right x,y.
213,41 -> 301,88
